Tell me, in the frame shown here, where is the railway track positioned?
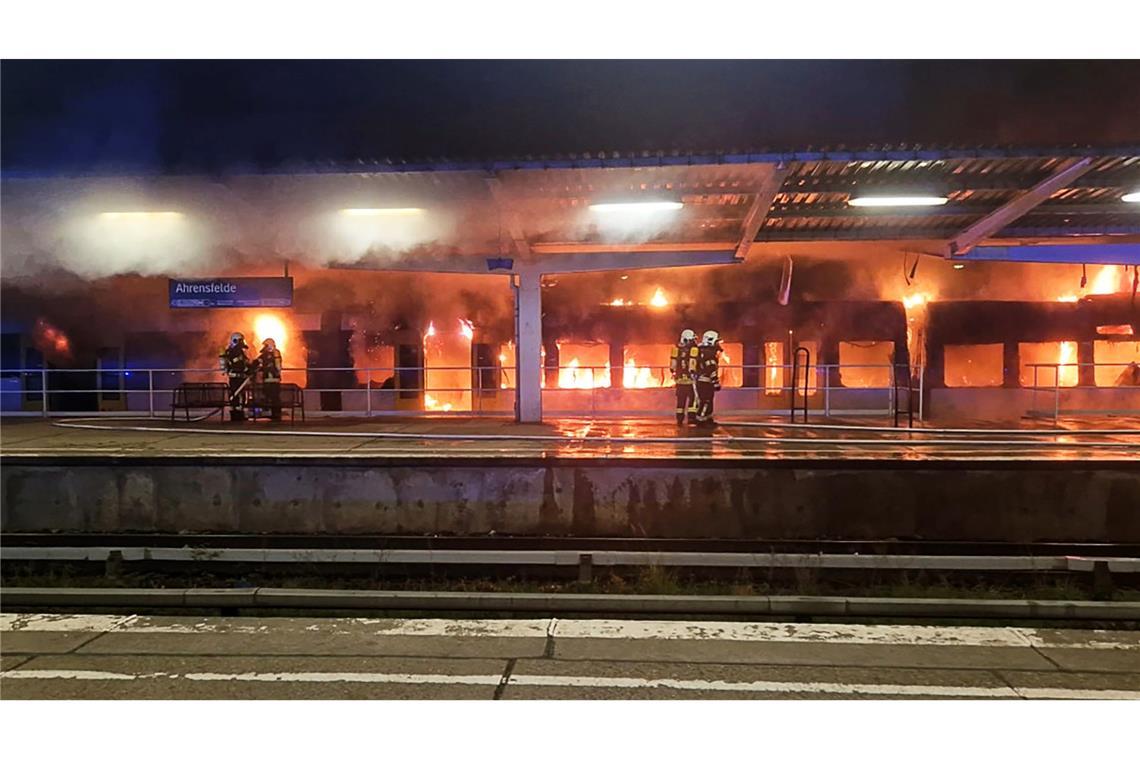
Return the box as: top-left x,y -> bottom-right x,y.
5,533 -> 1139,557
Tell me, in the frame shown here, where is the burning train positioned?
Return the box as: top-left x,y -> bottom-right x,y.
2,259 -> 1137,422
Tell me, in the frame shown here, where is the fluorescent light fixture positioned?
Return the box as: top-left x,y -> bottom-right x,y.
848,196 -> 948,207
589,201 -> 684,213
98,211 -> 184,220
952,263 -> 966,270
340,208 -> 424,216
1122,191 -> 1140,203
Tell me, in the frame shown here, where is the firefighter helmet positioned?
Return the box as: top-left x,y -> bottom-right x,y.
679,329 -> 696,344
701,330 -> 720,346
229,332 -> 245,347
262,338 -> 276,350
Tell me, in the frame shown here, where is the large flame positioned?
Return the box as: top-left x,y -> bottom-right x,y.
458,318 -> 474,341
1057,340 -> 1078,387
649,287 -> 669,308
253,313 -> 288,356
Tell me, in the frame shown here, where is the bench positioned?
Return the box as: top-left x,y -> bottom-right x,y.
250,382 -> 305,423
170,382 -> 230,421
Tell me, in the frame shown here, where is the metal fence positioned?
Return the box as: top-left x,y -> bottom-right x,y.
1025,362 -> 1140,421
0,362 -> 924,419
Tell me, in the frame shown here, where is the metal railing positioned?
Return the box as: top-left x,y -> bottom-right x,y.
0,362 -> 927,419
1025,361 -> 1140,422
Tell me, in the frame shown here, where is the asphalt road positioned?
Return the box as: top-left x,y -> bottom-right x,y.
3,614 -> 1139,699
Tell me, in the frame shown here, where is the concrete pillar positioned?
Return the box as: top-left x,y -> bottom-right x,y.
515,269 -> 543,423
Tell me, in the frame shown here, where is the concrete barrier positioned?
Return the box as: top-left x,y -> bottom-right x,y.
2,457 -> 1139,542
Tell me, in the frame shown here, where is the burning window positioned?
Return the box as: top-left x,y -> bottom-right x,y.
1097,325 -> 1135,336
943,344 -> 1003,388
1019,342 -> 1079,388
838,342 -> 894,389
718,342 -> 743,388
622,344 -> 673,388
763,341 -> 783,395
556,343 -> 611,389
1094,341 -> 1140,387
423,319 -> 474,411
354,342 -> 394,388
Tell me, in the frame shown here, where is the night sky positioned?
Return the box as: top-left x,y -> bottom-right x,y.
3,60 -> 1139,174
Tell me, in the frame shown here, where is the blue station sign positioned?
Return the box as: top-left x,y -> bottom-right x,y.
169,277 -> 293,308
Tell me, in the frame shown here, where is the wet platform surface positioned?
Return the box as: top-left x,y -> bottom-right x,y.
3,415 -> 1140,462
4,613 -> 1139,700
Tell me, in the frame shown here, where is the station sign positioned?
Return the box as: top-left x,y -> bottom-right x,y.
169,277 -> 293,308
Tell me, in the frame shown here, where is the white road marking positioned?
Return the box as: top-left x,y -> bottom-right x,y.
3,614 -> 1138,650
3,669 -> 1137,699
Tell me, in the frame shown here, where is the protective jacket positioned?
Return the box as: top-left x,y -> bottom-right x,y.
696,344 -> 721,386
669,343 -> 699,385
219,343 -> 251,378
257,347 -> 283,382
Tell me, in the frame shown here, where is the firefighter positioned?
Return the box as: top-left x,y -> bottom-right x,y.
669,329 -> 699,424
694,330 -> 723,427
218,332 -> 252,421
256,337 -> 284,421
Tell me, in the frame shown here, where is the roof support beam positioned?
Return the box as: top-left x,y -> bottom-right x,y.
331,248 -> 741,276
945,157 -> 1095,257
955,243 -> 1140,266
531,249 -> 739,274
735,163 -> 791,260
485,176 -> 531,257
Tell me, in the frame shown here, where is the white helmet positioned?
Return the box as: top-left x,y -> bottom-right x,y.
229,332 -> 245,347
680,329 -> 696,344
701,330 -> 720,346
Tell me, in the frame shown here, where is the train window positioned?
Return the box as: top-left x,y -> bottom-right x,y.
1094,341 -> 1140,387
763,342 -> 784,395
839,341 -> 894,389
554,343 -> 611,389
1019,342 -> 1079,388
622,344 -> 672,388
717,342 -> 743,388
944,344 -> 1003,388
356,343 -> 394,389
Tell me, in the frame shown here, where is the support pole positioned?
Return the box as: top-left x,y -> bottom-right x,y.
515,267 -> 543,423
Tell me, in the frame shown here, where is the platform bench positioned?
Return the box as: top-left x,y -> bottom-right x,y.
170,382 -> 230,422
250,382 -> 305,423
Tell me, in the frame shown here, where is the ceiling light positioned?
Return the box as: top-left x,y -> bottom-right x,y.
1122,191 -> 1140,203
589,201 -> 683,213
952,263 -> 966,270
340,208 -> 425,216
848,196 -> 948,207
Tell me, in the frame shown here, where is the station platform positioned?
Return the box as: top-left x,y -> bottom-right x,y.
3,414 -> 1140,462
2,415 -> 1139,543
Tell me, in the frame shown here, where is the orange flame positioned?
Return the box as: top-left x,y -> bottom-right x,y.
458,318 -> 474,341
649,287 -> 669,308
